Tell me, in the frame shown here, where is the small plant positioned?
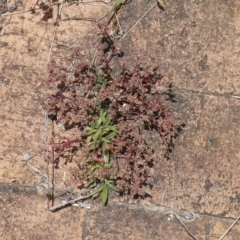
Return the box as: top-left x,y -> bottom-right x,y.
87,109 -> 119,150
89,175 -> 118,204
86,109 -> 119,203
43,24 -> 181,204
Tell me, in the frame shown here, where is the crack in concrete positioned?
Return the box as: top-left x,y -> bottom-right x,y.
172,87 -> 237,99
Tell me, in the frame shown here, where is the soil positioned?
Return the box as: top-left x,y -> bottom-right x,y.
1,0 -> 240,239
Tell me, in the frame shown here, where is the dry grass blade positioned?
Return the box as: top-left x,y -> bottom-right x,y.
64,0 -> 81,46
176,216 -> 199,240
48,192 -> 96,211
218,214 -> 240,240
47,1 -> 64,62
119,2 -> 157,41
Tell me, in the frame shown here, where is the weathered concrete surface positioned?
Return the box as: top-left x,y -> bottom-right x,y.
0,182 -> 86,239
1,182 -> 239,240
150,92 -> 240,218
1,0 -> 240,239
120,0 -> 240,94
84,0 -> 240,239
0,0 -> 110,185
83,202 -> 240,240
104,0 -> 240,218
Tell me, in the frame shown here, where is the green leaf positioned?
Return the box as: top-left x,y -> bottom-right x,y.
94,129 -> 102,142
88,178 -> 96,185
109,0 -> 123,14
106,126 -> 119,133
106,181 -> 118,192
90,121 -> 96,129
86,135 -> 93,144
96,74 -> 109,88
93,192 -> 100,198
97,74 -> 104,84
107,180 -> 115,184
102,127 -> 111,134
91,162 -> 102,171
102,138 -> 110,145
100,110 -> 106,124
92,184 -> 103,199
103,163 -> 111,168
104,115 -> 111,127
101,185 -> 108,204
97,115 -> 102,126
92,190 -> 101,198
87,128 -> 97,135
89,144 -> 96,150
105,131 -> 117,140
103,141 -> 109,148
144,0 -> 151,5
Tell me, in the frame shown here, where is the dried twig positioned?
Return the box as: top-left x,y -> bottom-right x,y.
59,16 -> 96,22
44,111 -> 49,156
0,6 -> 14,32
1,6 -> 41,16
64,0 -> 81,46
47,1 -> 64,62
24,156 -> 67,193
176,215 -> 199,240
218,214 -> 240,240
232,95 -> 240,99
47,192 -> 94,211
161,186 -> 167,205
119,2 -> 157,41
165,209 -> 199,240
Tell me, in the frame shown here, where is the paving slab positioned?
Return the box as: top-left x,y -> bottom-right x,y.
148,91 -> 240,218
83,202 -> 240,240
1,0 -> 240,239
108,0 -> 240,219
119,0 -> 240,94
0,0 -> 111,185
0,182 -> 86,239
84,90 -> 240,239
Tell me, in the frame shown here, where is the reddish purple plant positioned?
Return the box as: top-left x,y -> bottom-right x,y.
42,29 -> 181,201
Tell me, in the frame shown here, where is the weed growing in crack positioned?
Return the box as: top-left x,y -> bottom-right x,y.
42,25 -> 181,205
